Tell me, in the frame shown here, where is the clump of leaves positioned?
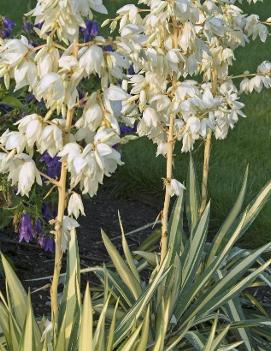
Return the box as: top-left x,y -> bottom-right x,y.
95,157 -> 271,350
0,158 -> 271,350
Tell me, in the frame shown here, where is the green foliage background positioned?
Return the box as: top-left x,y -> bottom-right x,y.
1,0 -> 271,247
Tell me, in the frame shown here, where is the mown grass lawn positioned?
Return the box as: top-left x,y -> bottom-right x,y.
1,0 -> 271,248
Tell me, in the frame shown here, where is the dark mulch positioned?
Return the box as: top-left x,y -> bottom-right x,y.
0,189 -> 161,316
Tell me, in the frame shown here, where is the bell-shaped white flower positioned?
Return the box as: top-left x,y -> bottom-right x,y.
106,85 -> 130,101
68,192 -> 85,219
79,45 -> 104,76
35,73 -> 65,107
169,179 -> 186,197
7,154 -> 42,197
15,114 -> 43,148
0,130 -> 26,153
70,0 -> 107,16
35,46 -> 60,77
117,4 -> 141,30
61,216 -> 80,252
0,36 -> 31,67
142,107 -> 160,128
76,93 -> 103,132
38,121 -> 63,157
14,60 -> 38,91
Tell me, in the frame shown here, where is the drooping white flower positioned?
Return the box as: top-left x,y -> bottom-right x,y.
35,73 -> 65,107
88,0 -> 108,15
137,107 -> 161,137
70,0 -> 108,16
61,216 -> 80,252
75,93 -> 103,132
38,121 -> 63,157
245,14 -> 268,42
0,36 -> 31,67
79,45 -> 104,76
0,130 -> 26,153
105,85 -> 130,102
29,0 -> 107,43
35,46 -> 60,77
6,154 -> 42,197
14,60 -> 38,91
15,114 -> 43,148
169,179 -> 186,197
117,4 -> 141,30
68,193 -> 85,219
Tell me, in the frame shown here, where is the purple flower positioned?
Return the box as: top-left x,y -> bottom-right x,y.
25,94 -> 36,103
120,124 -> 136,136
0,103 -> 12,113
22,20 -> 33,34
0,17 -> 15,38
38,236 -> 55,253
34,219 -> 43,237
80,20 -> 99,42
78,89 -> 86,100
103,45 -> 114,52
40,152 -> 61,179
34,22 -> 44,30
42,203 -> 56,222
128,65 -> 135,75
19,214 -> 34,243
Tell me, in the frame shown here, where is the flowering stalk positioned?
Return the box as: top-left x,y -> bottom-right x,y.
51,108 -> 74,324
200,69 -> 217,214
161,111 -> 175,263
199,130 -> 212,215
160,18 -> 178,263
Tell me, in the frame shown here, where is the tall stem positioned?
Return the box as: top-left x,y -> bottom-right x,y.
199,130 -> 212,214
50,109 -> 74,324
199,69 -> 217,214
160,17 -> 178,263
161,113 -> 175,263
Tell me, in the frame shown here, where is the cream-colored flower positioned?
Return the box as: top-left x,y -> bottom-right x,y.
15,114 -> 43,148
68,192 -> 85,219
169,179 -> 186,197
79,45 -> 104,76
7,154 -> 42,197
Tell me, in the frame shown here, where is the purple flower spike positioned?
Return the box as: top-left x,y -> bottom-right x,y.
103,45 -> 114,52
0,103 -> 12,113
0,17 -> 15,38
34,22 -> 44,30
128,65 -> 135,75
25,94 -> 36,103
80,19 -> 99,42
19,214 -> 34,243
120,124 -> 137,136
40,152 -> 61,179
22,20 -> 33,34
34,219 -> 43,237
38,236 -> 55,253
42,203 -> 54,222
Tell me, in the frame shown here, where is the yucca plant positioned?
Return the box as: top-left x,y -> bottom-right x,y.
0,235 -> 246,351
0,229 -> 150,351
93,157 -> 271,350
1,158 -> 271,350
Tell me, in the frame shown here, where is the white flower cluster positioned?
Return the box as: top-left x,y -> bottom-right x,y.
0,0 -> 133,213
112,0 -> 269,155
240,61 -> 271,94
0,0 -> 270,231
28,0 -> 107,43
